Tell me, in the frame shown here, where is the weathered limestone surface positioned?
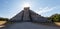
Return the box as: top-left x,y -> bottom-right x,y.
29,10 -> 48,22
10,11 -> 24,22
23,7 -> 31,21
10,7 -> 48,22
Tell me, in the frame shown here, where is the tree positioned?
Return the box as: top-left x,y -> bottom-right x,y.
50,14 -> 60,22
0,17 -> 9,21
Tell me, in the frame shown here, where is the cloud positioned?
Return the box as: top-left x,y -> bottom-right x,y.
36,7 -> 56,14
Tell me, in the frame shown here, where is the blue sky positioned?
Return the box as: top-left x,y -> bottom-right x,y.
0,0 -> 60,19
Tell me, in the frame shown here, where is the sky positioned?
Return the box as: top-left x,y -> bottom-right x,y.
0,0 -> 60,19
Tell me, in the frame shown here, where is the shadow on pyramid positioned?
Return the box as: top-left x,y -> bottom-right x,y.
10,7 -> 48,23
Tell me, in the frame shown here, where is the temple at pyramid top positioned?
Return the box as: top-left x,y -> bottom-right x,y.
24,7 -> 30,10
10,7 -> 48,22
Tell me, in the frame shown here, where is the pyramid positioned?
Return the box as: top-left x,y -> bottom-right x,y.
10,7 -> 48,22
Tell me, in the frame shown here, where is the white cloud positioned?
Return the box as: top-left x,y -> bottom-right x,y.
36,7 -> 56,14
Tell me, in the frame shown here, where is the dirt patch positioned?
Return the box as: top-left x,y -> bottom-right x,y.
0,21 -> 7,28
54,22 -> 60,26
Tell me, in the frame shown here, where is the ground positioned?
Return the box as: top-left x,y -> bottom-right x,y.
0,21 -> 60,29
0,21 -> 6,28
54,22 -> 60,26
6,22 -> 60,29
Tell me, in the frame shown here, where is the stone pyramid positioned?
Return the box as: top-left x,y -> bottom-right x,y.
10,7 -> 48,22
